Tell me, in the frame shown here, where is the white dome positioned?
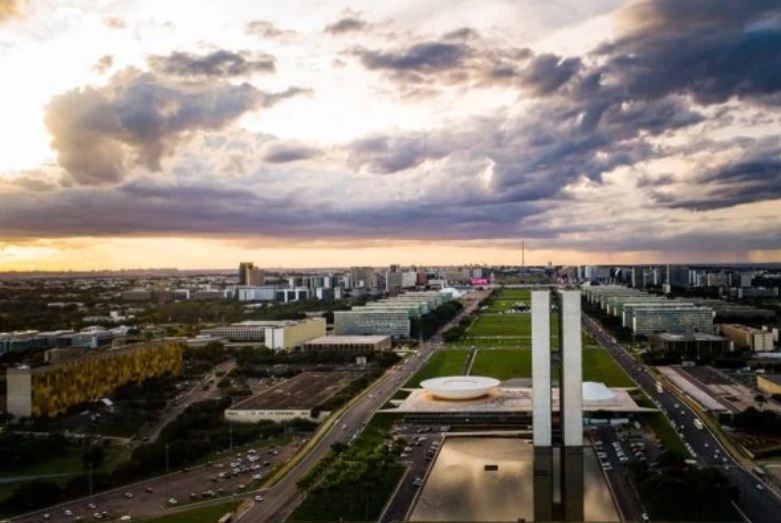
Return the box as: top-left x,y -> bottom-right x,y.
421,376 -> 500,400
582,381 -> 616,401
440,287 -> 463,299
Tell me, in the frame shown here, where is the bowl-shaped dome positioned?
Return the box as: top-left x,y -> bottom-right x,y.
421,376 -> 500,400
582,381 -> 616,401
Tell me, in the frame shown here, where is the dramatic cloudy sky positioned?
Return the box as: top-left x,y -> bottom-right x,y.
1,0 -> 780,270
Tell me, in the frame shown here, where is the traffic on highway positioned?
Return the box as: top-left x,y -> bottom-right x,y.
584,314 -> 781,523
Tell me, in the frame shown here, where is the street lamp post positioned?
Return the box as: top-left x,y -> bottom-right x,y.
165,444 -> 170,473
88,462 -> 93,496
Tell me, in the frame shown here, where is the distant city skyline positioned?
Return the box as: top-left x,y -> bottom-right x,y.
1,0 -> 780,270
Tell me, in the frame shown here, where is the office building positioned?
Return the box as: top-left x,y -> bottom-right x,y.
237,286 -> 278,302
385,271 -> 403,291
238,262 -> 254,285
334,310 -> 411,338
6,340 -> 183,418
559,290 -> 583,447
246,267 -> 265,286
720,324 -> 775,352
706,272 -> 730,288
202,318 -> 325,349
628,305 -> 714,337
334,291 -> 451,339
735,287 -> 779,299
532,290 -> 551,447
401,271 -> 418,289
302,335 -> 392,352
648,333 -> 731,362
757,375 -> 781,396
350,267 -> 376,289
532,289 -> 584,523
666,264 -> 690,289
263,318 -> 326,351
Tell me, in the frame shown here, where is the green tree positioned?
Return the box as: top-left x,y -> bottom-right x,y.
82,444 -> 105,470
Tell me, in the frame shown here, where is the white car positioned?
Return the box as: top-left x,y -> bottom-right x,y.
254,495 -> 264,502
167,498 -> 178,505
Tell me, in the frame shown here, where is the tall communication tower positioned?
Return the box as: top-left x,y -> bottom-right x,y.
522,239 -> 525,268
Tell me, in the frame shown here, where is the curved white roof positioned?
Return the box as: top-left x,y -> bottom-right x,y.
421,376 -> 500,400
582,381 -> 616,401
440,287 -> 463,299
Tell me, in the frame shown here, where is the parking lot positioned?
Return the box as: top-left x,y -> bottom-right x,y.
379,425 -> 445,523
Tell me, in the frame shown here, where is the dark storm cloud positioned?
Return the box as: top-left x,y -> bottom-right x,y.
349,134 -> 451,174
45,69 -> 309,185
658,149 -> 781,211
517,54 -> 581,95
262,142 -> 321,163
594,0 -> 781,105
9,175 -> 59,192
442,27 -> 479,41
148,50 -> 276,78
0,179 -> 542,241
352,38 -> 581,95
324,16 -> 367,34
349,96 -> 701,196
356,41 -> 469,72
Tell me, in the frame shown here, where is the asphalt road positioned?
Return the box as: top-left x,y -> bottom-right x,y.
584,314 -> 781,523
12,436 -> 301,522
238,290 -> 490,523
591,425 -> 647,523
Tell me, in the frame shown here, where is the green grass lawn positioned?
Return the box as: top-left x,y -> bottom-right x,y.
0,445 -> 127,516
0,444 -> 124,479
405,350 -> 468,387
142,500 -> 241,523
469,349 -> 532,380
646,412 -> 688,457
582,348 -> 635,387
466,347 -> 634,386
466,314 -> 533,337
495,289 -> 531,300
448,338 -> 531,349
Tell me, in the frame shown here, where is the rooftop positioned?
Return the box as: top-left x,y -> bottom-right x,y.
385,383 -> 650,414
228,371 -> 358,410
304,335 -> 390,345
759,374 -> 781,387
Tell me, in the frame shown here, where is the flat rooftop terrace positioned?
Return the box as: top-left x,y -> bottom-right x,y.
305,335 -> 390,345
384,386 -> 651,414
230,371 -> 357,410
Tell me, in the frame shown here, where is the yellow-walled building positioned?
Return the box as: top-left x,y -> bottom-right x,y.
6,340 -> 183,418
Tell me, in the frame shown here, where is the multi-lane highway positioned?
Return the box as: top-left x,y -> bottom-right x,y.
584,314 -> 781,523
237,289 -> 489,523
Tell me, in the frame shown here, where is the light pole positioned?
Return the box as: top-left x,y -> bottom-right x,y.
88,462 -> 93,496
229,421 -> 233,452
165,444 -> 170,473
